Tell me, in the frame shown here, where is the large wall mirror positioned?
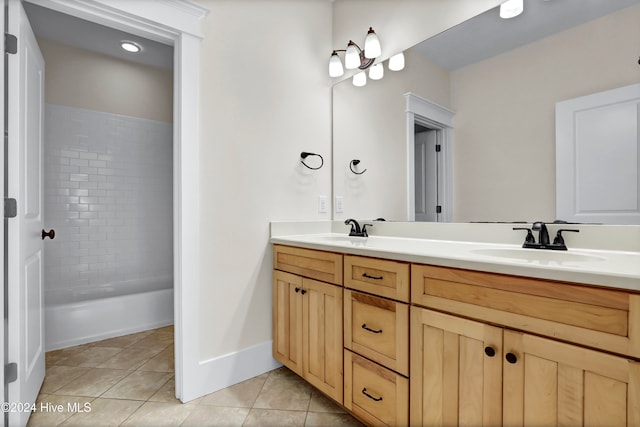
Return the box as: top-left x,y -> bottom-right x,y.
333,0 -> 640,224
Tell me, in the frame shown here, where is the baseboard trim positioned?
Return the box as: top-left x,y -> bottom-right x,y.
182,340 -> 281,402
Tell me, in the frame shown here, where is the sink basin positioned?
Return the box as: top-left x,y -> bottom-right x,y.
471,248 -> 607,264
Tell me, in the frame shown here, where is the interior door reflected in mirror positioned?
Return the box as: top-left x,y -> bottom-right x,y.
332,0 -> 640,224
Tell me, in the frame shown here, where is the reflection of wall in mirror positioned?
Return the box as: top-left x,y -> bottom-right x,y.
333,49 -> 450,221
451,3 -> 640,222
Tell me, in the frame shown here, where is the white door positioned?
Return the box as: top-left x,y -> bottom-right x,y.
7,1 -> 46,425
415,129 -> 439,222
556,83 -> 640,224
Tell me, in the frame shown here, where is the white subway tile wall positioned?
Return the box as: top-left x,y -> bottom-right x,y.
44,104 -> 173,298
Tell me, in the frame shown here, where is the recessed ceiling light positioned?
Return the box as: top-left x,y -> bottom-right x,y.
120,41 -> 142,53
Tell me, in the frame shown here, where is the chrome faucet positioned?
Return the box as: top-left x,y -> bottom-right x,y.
344,219 -> 372,237
513,221 -> 579,250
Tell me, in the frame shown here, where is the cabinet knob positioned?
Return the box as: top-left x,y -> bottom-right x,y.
505,352 -> 518,364
294,287 -> 300,293
300,289 -> 307,295
42,229 -> 55,240
484,346 -> 496,357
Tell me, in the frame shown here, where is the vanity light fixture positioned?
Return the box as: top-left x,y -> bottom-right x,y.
120,41 -> 142,53
500,0 -> 524,19
353,71 -> 367,87
388,52 -> 405,71
328,27 -> 381,78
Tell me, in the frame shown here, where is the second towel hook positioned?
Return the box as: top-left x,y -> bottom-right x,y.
350,159 -> 367,175
300,152 -> 324,170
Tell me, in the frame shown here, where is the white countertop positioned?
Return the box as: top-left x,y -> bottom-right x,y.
270,232 -> 640,292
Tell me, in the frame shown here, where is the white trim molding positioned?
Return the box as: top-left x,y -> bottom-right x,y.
24,0 -> 208,402
405,92 -> 455,222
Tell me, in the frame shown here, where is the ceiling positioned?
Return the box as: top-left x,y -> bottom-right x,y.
415,0 -> 640,71
23,2 -> 173,70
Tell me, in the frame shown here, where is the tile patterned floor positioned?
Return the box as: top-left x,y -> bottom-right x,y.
29,326 -> 364,426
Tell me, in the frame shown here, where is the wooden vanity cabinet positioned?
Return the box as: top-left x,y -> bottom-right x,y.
272,245 -> 344,403
411,264 -> 640,426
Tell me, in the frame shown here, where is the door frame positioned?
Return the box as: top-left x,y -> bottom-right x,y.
10,0 -> 208,402
405,92 -> 455,222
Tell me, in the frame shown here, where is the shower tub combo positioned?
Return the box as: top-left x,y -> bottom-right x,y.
44,277 -> 173,351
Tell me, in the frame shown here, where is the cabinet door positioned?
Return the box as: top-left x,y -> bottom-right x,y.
503,330 -> 640,426
273,271 -> 303,375
410,307 -> 503,426
302,278 -> 344,403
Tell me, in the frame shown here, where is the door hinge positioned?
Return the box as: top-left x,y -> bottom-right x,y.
435,144 -> 441,152
4,198 -> 17,218
5,363 -> 17,385
436,205 -> 442,214
5,33 -> 17,55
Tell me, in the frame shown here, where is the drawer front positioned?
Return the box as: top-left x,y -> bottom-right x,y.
412,264 -> 640,358
274,245 -> 343,285
344,290 -> 409,375
344,350 -> 409,427
344,255 -> 409,302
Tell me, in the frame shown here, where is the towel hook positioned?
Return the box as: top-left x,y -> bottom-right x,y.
349,159 -> 367,175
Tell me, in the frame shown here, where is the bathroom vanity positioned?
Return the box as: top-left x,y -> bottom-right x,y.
271,222 -> 640,426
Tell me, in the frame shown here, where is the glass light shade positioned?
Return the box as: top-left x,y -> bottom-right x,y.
388,52 -> 405,71
500,0 -> 523,19
329,52 -> 344,77
364,27 -> 381,59
352,71 -> 367,87
369,63 -> 384,80
345,42 -> 361,69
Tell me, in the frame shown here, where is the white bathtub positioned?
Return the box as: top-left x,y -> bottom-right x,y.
45,277 -> 173,351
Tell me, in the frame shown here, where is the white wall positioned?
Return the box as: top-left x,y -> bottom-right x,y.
38,38 -> 172,123
196,0 -> 332,360
451,3 -> 640,222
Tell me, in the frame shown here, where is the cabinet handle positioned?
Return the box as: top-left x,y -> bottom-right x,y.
300,289 -> 307,295
361,324 -> 383,334
362,273 -> 383,280
505,352 -> 518,364
42,229 -> 56,240
484,346 -> 496,357
294,287 -> 300,293
362,388 -> 383,402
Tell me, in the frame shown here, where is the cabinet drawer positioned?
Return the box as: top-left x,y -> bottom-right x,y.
344,255 -> 409,302
274,245 -> 343,285
344,290 -> 409,376
344,350 -> 408,427
412,264 -> 640,358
